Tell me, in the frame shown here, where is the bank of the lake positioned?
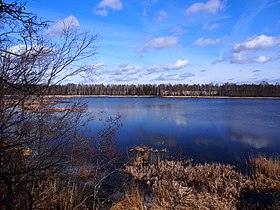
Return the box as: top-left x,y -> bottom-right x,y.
43,94 -> 280,99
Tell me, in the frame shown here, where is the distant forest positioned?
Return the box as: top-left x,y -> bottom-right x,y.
45,82 -> 280,97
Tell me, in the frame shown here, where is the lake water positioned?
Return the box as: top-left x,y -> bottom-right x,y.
75,97 -> 280,163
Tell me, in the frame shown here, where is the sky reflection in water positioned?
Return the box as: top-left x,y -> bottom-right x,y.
80,97 -> 280,163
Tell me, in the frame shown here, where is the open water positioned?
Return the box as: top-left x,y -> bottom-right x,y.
73,97 -> 280,163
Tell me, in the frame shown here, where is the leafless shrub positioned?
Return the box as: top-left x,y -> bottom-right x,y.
0,1 -> 123,210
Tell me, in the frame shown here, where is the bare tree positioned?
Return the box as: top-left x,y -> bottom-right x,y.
0,1 -> 123,210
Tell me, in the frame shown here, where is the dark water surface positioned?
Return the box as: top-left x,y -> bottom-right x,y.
75,97 -> 280,163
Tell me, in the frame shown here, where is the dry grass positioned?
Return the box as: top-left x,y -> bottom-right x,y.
253,154 -> 280,180
0,98 -> 77,113
248,154 -> 280,191
1,98 -> 60,106
125,160 -> 249,210
111,147 -> 280,210
9,98 -> 84,113
25,105 -> 83,113
24,99 -> 60,105
110,185 -> 147,210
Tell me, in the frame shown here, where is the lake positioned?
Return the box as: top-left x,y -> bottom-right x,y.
74,97 -> 280,163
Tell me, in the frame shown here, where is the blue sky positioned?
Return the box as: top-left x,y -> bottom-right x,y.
20,0 -> 280,84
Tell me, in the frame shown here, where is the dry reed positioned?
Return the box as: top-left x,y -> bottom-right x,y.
110,184 -> 147,210
125,159 -> 249,209
248,154 -> 280,191
111,148 -> 280,210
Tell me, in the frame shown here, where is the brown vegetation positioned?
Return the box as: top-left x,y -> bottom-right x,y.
0,1 -> 123,209
125,160 -> 248,209
25,105 -> 85,113
1,98 -> 78,113
243,154 -> 280,195
110,147 -> 280,210
110,185 -> 147,210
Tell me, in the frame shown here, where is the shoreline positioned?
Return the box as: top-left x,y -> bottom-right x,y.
42,94 -> 280,99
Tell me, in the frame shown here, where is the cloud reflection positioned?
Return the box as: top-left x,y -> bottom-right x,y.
231,132 -> 270,149
93,102 -> 188,127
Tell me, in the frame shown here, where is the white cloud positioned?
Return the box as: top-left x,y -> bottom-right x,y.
102,64 -> 144,77
170,26 -> 188,36
202,22 -> 221,30
47,15 -> 79,36
212,58 -> 226,65
254,55 -> 272,63
147,59 -> 190,73
94,9 -> 108,16
139,36 -> 178,55
169,59 -> 190,69
230,52 -> 279,64
92,62 -> 106,69
230,35 -> 280,64
232,35 -> 280,53
153,73 -> 194,81
185,0 -> 224,15
95,0 -> 122,16
8,44 -> 33,55
98,0 -> 122,10
118,64 -> 144,75
100,59 -> 191,80
8,44 -> 53,56
156,10 -> 168,22
114,76 -> 138,82
230,52 -> 248,64
194,36 -> 227,46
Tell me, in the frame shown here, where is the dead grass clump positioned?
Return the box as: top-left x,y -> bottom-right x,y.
114,149 -> 280,209
110,186 -> 147,210
253,154 -> 280,179
125,160 -> 249,209
249,154 -> 280,191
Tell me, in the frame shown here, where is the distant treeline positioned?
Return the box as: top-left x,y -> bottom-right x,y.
45,83 -> 280,97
